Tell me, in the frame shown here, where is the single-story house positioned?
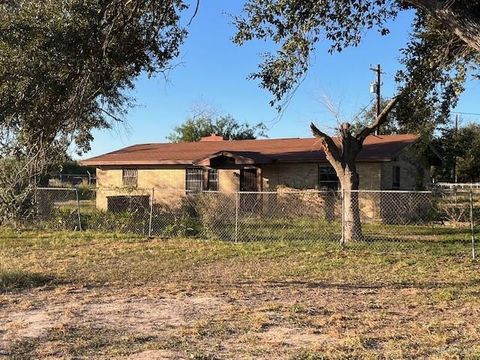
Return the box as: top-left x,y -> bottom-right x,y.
81,134 -> 435,211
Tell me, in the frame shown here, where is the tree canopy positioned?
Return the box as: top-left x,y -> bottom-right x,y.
433,123 -> 480,183
167,114 -> 267,143
234,0 -> 480,125
0,0 -> 188,159
0,0 -> 189,223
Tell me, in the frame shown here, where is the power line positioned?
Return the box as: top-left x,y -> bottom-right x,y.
451,111 -> 480,116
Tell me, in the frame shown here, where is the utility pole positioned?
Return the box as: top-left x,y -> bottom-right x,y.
370,64 -> 382,135
453,115 -> 459,183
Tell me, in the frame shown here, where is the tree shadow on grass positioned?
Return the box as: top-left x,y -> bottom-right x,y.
262,278 -> 480,291
0,270 -> 55,293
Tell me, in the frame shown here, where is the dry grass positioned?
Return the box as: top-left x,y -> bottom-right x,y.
1,228 -> 480,359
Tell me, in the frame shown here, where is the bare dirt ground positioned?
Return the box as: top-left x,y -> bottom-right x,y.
2,280 -> 480,359
2,231 -> 480,359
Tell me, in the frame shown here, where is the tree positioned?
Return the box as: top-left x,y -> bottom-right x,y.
433,123 -> 480,183
457,125 -> 480,183
234,1 -> 480,242
0,0 -> 188,223
167,114 -> 267,142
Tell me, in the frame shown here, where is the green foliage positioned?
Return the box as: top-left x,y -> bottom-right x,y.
395,11 -> 474,132
0,0 -> 188,155
167,114 -> 267,142
0,0 -> 188,222
234,0 -> 397,110
59,160 -> 95,176
456,124 -> 480,182
433,123 -> 480,182
234,0 -> 480,127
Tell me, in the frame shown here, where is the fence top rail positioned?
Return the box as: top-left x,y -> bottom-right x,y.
35,187 -> 480,195
347,189 -> 433,194
435,182 -> 480,189
37,187 -> 78,191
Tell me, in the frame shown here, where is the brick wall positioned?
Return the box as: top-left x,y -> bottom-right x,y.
262,163 -> 318,190
380,151 -> 430,190
96,167 -> 186,209
218,169 -> 239,193
95,159 -> 424,210
262,162 -> 382,191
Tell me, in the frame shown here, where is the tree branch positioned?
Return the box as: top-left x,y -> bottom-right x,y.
310,122 -> 342,166
97,107 -> 124,123
356,95 -> 400,142
187,0 -> 200,26
406,0 -> 480,52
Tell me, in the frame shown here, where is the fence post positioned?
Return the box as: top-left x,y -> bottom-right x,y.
148,187 -> 154,238
235,191 -> 239,243
75,188 -> 82,231
33,186 -> 38,217
470,190 -> 476,260
341,188 -> 345,247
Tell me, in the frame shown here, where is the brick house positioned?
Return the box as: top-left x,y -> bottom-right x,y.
81,134 -> 434,211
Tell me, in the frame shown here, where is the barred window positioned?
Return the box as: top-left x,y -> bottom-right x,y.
186,168 -> 204,192
207,169 -> 218,191
122,169 -> 138,187
392,166 -> 401,189
186,168 -> 219,192
318,165 -> 339,190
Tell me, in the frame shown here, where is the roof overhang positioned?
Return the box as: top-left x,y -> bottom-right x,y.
194,151 -> 272,167
79,159 -> 193,166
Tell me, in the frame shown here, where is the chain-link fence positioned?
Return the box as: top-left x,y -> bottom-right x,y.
30,187 -> 479,258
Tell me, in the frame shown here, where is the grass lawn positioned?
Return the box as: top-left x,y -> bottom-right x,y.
1,228 -> 480,359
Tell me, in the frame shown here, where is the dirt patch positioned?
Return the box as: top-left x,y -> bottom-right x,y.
123,349 -> 184,360
256,326 -> 336,346
0,286 -> 225,356
2,281 -> 480,359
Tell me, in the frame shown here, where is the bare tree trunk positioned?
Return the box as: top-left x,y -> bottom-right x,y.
340,166 -> 363,243
310,97 -> 401,243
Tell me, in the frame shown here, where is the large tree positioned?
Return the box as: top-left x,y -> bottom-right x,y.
433,123 -> 480,183
0,0 -> 188,222
168,114 -> 267,142
234,0 -> 480,241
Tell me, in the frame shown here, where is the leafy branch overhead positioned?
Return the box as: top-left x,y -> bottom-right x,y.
0,0 -> 188,156
234,0 -> 480,126
0,0 -> 189,223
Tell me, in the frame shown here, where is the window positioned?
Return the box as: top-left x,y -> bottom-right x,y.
186,168 -> 204,192
392,166 -> 401,189
318,165 -> 339,190
207,169 -> 218,191
186,168 -> 219,192
122,169 -> 138,187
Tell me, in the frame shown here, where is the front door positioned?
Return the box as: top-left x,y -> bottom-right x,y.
239,168 -> 261,214
240,168 -> 258,192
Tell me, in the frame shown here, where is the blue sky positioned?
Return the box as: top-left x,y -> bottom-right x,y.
82,1 -> 480,159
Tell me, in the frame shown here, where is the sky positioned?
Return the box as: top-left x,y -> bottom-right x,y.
82,1 -> 480,159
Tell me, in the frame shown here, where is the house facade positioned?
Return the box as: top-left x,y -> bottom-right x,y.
81,134 -> 431,210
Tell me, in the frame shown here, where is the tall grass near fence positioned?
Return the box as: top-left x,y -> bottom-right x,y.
27,187 -> 479,258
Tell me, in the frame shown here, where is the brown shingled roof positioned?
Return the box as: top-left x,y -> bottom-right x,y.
80,134 -> 420,166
